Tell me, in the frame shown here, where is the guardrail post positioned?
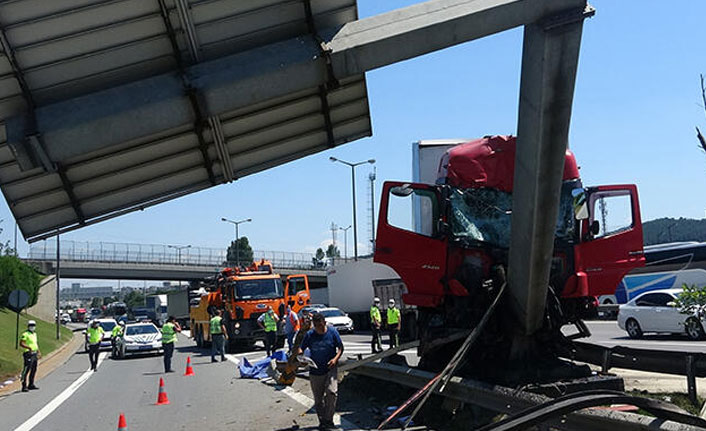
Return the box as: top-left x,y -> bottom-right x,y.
601,348 -> 611,374
687,354 -> 698,406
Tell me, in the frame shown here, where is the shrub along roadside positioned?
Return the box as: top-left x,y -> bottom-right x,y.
0,255 -> 42,309
0,308 -> 72,380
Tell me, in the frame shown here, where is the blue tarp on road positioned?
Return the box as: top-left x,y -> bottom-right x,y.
238,351 -> 288,379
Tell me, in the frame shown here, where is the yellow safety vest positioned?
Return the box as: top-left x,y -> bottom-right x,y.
87,327 -> 103,344
210,316 -> 223,334
111,326 -> 123,338
387,307 -> 400,325
264,313 -> 277,332
162,323 -> 177,344
370,306 -> 381,325
20,330 -> 38,352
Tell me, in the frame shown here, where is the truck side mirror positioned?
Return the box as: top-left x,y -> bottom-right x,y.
572,188 -> 589,220
390,184 -> 414,197
590,220 -> 600,236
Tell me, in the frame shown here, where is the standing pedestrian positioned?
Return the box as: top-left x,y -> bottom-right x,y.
19,320 -> 40,392
257,306 -> 280,356
370,297 -> 383,353
386,299 -> 401,348
296,313 -> 344,430
161,316 -> 181,372
86,320 -> 104,371
284,306 -> 301,352
210,310 -> 228,362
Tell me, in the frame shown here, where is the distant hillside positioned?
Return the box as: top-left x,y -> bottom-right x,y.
643,217 -> 706,245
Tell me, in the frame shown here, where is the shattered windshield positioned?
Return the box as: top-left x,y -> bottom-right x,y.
449,182 -> 576,248
235,278 -> 283,300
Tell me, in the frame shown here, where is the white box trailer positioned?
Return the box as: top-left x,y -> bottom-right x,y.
327,259 -> 415,335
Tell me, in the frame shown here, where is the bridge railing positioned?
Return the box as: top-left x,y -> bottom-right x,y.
27,241 -> 319,271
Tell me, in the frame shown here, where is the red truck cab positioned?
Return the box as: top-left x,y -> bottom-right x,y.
375,135 -> 644,321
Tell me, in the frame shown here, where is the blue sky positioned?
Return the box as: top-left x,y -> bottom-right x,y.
2,0 -> 706,286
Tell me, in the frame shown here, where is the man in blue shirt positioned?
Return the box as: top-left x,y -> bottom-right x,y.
297,312 -> 344,430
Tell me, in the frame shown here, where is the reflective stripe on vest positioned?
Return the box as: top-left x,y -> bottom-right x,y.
210,316 -> 223,334
387,307 -> 400,325
370,306 -> 381,324
162,323 -> 177,344
87,327 -> 103,344
21,331 -> 38,352
264,313 -> 277,332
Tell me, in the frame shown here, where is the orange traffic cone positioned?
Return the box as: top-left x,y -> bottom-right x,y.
117,413 -> 128,430
156,377 -> 170,405
184,356 -> 195,376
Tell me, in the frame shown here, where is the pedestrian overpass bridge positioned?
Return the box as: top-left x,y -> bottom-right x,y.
23,240 -> 328,288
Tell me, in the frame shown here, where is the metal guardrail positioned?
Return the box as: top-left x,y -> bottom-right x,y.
565,341 -> 706,404
26,240 -> 321,271
350,362 -> 702,431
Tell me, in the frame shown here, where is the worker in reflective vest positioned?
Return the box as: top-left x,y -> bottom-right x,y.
19,320 -> 41,392
210,309 -> 228,363
387,299 -> 401,348
161,316 -> 181,372
370,297 -> 383,354
284,306 -> 301,352
258,307 -> 280,357
111,321 -> 125,358
86,320 -> 104,371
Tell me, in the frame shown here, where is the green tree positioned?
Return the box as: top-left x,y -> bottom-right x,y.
0,255 -> 42,308
326,244 -> 341,258
123,290 -> 145,310
226,236 -> 254,267
90,297 -> 103,308
315,248 -> 325,261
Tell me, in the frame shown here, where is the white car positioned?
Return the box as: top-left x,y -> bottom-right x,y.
319,307 -> 354,333
83,318 -> 118,352
60,313 -> 71,325
617,289 -> 705,340
115,322 -> 163,359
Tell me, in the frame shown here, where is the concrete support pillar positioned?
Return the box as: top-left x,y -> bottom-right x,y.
507,4 -> 588,335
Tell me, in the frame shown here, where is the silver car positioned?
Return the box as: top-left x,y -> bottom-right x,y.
115,322 -> 163,358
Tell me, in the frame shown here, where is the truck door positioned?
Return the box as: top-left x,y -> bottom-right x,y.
286,275 -> 310,311
374,182 -> 447,307
573,185 -> 644,298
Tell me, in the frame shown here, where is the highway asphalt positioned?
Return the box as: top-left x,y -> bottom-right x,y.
2,322 -> 704,431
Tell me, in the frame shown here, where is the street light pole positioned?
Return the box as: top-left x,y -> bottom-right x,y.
221,217 -> 252,268
330,157 -> 375,261
339,225 -> 351,259
167,244 -> 191,264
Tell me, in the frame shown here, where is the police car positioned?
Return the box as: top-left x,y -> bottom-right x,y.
114,322 -> 163,359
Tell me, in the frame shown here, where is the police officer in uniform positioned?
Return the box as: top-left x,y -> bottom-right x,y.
161,316 -> 181,372
111,321 -> 125,358
386,299 -> 401,348
19,320 -> 40,392
370,297 -> 383,353
86,320 -> 104,371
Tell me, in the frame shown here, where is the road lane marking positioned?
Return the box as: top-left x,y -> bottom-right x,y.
13,352 -> 107,431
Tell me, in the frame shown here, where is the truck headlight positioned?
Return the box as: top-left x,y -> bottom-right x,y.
235,322 -> 240,329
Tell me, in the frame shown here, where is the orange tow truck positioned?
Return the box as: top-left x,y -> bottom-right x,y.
190,260 -> 311,351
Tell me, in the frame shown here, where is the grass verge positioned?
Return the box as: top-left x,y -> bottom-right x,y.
0,308 -> 72,380
629,390 -> 704,416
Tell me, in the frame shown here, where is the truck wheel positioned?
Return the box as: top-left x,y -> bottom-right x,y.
686,318 -> 705,341
625,319 -> 643,339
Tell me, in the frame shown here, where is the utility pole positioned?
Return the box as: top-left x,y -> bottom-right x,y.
55,231 -> 60,340
339,225 -> 351,259
368,167 -> 376,254
330,157 -> 375,261
221,217 -> 252,268
167,244 -> 191,264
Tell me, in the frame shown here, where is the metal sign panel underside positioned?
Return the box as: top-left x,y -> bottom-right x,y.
0,0 -> 370,241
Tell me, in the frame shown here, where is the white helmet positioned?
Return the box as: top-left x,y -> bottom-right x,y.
27,320 -> 36,326
373,297 -> 380,304
389,299 -> 395,306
